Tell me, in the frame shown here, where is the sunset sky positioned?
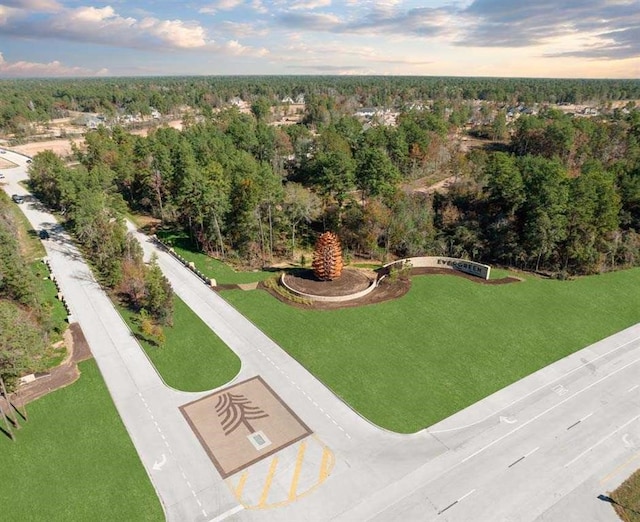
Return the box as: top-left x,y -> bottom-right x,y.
0,0 -> 638,78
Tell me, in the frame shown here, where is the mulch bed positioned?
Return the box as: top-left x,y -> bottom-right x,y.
253,267 -> 521,310
6,323 -> 93,409
283,268 -> 372,297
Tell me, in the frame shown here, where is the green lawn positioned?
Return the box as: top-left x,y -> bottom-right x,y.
156,230 -> 273,285
118,295 -> 241,391
0,360 -> 163,521
31,260 -> 70,333
489,267 -> 517,279
222,268 -> 640,433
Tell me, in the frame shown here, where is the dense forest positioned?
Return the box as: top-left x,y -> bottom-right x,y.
27,150 -> 174,337
0,194 -> 65,390
3,75 -> 640,135
24,81 -> 640,278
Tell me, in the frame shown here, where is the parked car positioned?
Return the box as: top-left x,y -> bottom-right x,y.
0,173 -> 5,179
11,194 -> 24,203
26,159 -> 32,163
39,229 -> 50,240
0,150 -> 6,154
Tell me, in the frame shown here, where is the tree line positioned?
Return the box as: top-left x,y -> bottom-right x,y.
0,194 -> 61,390
27,151 -> 174,333
2,75 -> 640,135
18,95 -> 633,278
432,107 -> 640,275
4,77 -> 638,396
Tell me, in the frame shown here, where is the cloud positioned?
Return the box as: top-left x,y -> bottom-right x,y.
457,0 -> 640,58
279,40 -> 432,66
275,0 -> 640,61
0,3 -> 273,61
211,39 -> 269,57
288,0 -> 332,10
5,5 -> 209,49
348,6 -> 455,37
277,5 -> 454,38
198,0 -> 244,15
0,5 -> 17,25
220,20 -> 269,37
0,52 -> 107,77
278,12 -> 343,32
138,17 -> 208,48
546,26 -> 640,59
251,0 -> 268,14
0,0 -> 60,27
286,63 -> 368,74
1,0 -> 62,12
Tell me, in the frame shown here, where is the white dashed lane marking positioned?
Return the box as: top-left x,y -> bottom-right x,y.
138,393 -> 207,518
258,352 -> 352,439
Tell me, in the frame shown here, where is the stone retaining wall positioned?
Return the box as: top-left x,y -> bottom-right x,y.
386,256 -> 491,280
152,235 -> 217,287
280,273 -> 380,303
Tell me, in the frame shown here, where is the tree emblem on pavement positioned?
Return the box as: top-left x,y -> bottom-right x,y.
215,392 -> 269,435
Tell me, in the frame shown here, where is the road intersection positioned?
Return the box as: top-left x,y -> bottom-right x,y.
2,147 -> 638,521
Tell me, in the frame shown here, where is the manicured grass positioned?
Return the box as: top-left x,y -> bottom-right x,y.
0,360 -> 163,521
611,467 -> 640,521
156,230 -> 273,285
489,267 -> 518,279
7,197 -> 46,261
118,295 -> 241,391
222,268 -> 640,433
31,260 -> 70,332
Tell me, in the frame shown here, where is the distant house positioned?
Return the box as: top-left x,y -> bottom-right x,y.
229,96 -> 248,108
150,108 -> 161,119
81,115 -> 102,129
356,107 -> 377,118
281,96 -> 295,104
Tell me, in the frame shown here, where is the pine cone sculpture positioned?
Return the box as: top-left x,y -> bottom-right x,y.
312,232 -> 343,280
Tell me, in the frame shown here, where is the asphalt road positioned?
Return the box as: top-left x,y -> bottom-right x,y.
2,147 -> 638,522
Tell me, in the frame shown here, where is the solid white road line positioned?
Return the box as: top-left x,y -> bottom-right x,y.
461,355 -> 640,463
430,334 -> 640,434
208,504 -> 245,522
564,414 -> 640,468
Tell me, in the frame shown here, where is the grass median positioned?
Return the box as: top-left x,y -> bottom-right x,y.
222,268 -> 640,433
0,360 -> 163,521
155,230 -> 273,285
118,295 -> 241,392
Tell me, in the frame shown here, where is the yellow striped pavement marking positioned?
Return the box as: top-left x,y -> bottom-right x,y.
600,451 -> 640,485
227,437 -> 335,509
258,457 -> 279,508
235,471 -> 249,498
319,447 -> 334,483
288,440 -> 308,500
